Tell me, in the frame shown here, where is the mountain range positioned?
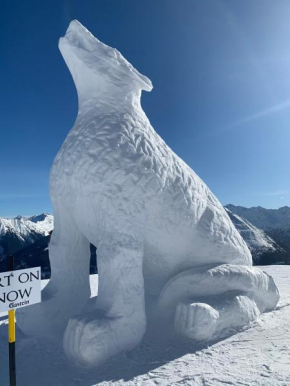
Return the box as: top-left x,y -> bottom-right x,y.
0,207 -> 289,276
225,207 -> 290,265
0,213 -> 97,277
0,213 -> 53,257
225,205 -> 290,251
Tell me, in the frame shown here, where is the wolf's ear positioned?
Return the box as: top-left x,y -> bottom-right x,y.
113,48 -> 153,92
127,59 -> 153,92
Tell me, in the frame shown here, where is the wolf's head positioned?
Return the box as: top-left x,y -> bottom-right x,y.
59,20 -> 153,105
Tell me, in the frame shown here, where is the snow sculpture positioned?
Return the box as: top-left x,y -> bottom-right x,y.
17,20 -> 279,366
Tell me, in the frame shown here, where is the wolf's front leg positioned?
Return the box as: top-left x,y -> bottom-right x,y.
17,205 -> 91,338
63,233 -> 146,366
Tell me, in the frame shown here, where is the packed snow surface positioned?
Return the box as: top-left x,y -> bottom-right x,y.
17,20 -> 279,366
0,266 -> 289,385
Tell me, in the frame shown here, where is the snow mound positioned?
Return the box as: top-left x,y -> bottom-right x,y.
18,20 -> 279,367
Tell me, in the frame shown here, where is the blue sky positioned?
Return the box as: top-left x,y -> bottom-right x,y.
1,0 -> 290,217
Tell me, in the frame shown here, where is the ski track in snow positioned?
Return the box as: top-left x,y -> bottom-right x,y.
0,266 -> 289,385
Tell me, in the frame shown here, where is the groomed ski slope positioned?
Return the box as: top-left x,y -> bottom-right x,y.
0,265 -> 289,385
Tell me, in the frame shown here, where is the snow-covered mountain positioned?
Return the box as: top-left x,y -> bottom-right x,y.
0,235 -> 97,278
225,205 -> 290,230
28,213 -> 54,233
226,205 -> 290,250
0,213 -> 53,258
0,212 -> 96,276
225,208 -> 290,265
1,207 -> 289,268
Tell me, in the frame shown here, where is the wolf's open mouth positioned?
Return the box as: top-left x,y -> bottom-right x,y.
60,20 -> 96,53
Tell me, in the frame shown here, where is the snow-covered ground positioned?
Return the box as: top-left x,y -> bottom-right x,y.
0,266 -> 289,385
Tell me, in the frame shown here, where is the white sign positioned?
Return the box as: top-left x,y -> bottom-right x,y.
0,267 -> 41,312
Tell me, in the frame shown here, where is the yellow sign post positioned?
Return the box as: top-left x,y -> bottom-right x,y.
8,255 -> 16,386
0,257 -> 41,386
8,310 -> 15,343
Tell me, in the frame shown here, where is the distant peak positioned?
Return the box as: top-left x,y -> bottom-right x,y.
28,213 -> 51,223
225,204 -> 244,209
225,204 -> 290,211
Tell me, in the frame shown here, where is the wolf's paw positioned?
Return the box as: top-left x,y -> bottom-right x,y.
17,283 -> 90,338
174,302 -> 219,341
63,311 -> 145,366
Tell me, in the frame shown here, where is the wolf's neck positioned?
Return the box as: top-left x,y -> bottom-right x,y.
77,89 -> 142,116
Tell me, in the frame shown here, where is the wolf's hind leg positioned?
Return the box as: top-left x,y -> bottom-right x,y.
175,294 -> 260,341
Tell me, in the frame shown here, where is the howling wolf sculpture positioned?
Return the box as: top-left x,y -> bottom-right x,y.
18,20 -> 279,366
